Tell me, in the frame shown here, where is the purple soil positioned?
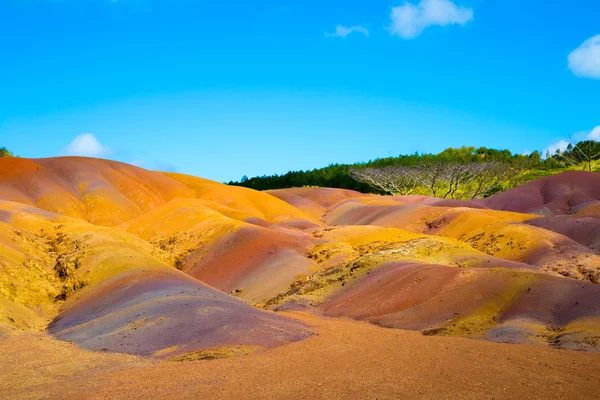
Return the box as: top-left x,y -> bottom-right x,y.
499,277 -> 600,327
319,262 -> 531,331
49,269 -> 311,357
520,235 -> 600,283
390,195 -> 488,209
326,202 -> 417,227
526,216 -> 600,253
320,263 -> 464,329
484,171 -> 600,215
319,262 -> 600,334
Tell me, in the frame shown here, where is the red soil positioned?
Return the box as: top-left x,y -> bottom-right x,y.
181,225 -> 320,303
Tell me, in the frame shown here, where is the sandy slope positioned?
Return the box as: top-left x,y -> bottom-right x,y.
2,157 -> 600,399
1,312 -> 599,400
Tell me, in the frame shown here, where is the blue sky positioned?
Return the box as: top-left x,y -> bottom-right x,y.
1,0 -> 599,182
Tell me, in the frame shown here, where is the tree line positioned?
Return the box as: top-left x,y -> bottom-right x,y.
229,142 -> 600,198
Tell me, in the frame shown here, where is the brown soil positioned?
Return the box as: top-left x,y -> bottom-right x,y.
2,312 -> 599,400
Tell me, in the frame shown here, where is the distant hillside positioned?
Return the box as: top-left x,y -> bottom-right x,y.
229,146 -> 576,195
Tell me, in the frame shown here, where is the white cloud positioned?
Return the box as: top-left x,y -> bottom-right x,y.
587,126 -> 600,141
326,25 -> 369,38
389,0 -> 473,39
544,140 -> 570,156
544,127 -> 600,156
65,134 -> 110,157
568,35 -> 600,79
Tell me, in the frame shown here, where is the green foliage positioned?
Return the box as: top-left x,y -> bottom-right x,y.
553,140 -> 600,171
228,163 -> 375,193
229,146 -> 572,195
0,147 -> 13,157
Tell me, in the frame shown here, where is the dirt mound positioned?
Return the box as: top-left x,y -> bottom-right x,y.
181,225 -> 320,304
389,194 -> 488,209
526,216 -> 600,253
484,171 -> 600,215
49,269 -> 311,357
265,190 -> 328,219
319,261 -> 600,350
576,201 -> 600,217
119,198 -> 320,304
2,159 -> 600,359
0,196 -> 312,355
325,200 -> 600,283
0,157 -> 319,227
0,157 -> 195,226
267,187 -> 372,218
165,173 -> 320,227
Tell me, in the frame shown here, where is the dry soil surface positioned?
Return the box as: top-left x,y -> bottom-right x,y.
1,312 -> 600,400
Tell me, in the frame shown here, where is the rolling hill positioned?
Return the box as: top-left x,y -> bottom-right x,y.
1,156 -> 599,360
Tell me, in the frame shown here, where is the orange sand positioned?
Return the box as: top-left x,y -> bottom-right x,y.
1,312 -> 599,400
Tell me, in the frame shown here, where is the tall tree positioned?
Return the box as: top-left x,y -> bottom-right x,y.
558,139 -> 600,172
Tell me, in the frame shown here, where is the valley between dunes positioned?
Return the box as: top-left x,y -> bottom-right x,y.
1,156 -> 600,399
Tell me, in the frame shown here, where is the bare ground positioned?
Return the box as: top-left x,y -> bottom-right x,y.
1,312 -> 600,400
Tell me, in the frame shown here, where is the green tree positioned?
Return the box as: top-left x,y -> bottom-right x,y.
229,145 -> 568,194
528,150 -> 541,165
556,139 -> 600,171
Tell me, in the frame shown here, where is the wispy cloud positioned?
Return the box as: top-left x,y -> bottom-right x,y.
543,126 -> 600,156
568,35 -> 600,79
544,140 -> 570,156
65,134 -> 110,157
587,126 -> 600,141
326,25 -> 369,38
389,0 -> 473,39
